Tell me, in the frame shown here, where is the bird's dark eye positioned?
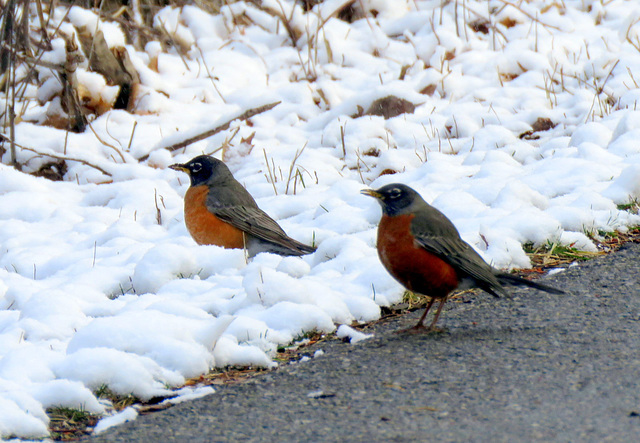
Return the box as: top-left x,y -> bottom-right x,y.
388,188 -> 402,199
191,162 -> 202,173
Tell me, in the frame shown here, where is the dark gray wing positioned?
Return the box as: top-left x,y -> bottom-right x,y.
213,205 -> 286,240
212,205 -> 316,256
409,212 -> 507,297
204,179 -> 314,256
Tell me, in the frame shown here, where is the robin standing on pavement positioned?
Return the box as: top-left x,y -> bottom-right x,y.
362,183 -> 564,332
170,155 -> 316,257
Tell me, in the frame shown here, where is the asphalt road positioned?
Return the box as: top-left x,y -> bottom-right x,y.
90,242 -> 640,442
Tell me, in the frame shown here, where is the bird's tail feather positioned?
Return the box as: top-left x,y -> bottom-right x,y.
496,273 -> 565,295
259,239 -> 316,257
288,242 -> 317,256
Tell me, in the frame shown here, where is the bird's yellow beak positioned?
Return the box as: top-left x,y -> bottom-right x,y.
169,163 -> 189,173
360,188 -> 383,199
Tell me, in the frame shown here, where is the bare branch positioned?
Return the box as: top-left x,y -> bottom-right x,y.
139,101 -> 281,161
0,134 -> 112,177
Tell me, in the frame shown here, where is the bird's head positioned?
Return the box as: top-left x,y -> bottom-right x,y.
361,183 -> 423,216
169,155 -> 232,186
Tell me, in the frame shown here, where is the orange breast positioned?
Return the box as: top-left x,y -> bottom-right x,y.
183,185 -> 246,249
377,214 -> 459,298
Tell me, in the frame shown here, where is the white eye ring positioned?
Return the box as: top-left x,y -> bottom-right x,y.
389,188 -> 402,198
191,162 -> 202,173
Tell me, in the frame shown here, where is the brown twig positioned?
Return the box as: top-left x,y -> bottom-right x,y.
86,121 -> 126,163
156,18 -> 190,70
59,33 -> 87,132
34,0 -> 51,49
9,24 -> 18,168
494,0 -> 561,31
1,0 -> 18,168
127,121 -> 138,152
139,101 -> 280,161
196,45 -> 226,103
0,134 -> 112,177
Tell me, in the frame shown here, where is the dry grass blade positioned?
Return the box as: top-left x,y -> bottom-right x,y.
87,121 -> 126,163
254,0 -> 301,47
263,148 -> 278,195
528,248 -> 604,268
186,367 -> 269,386
284,142 -> 307,194
47,406 -> 98,441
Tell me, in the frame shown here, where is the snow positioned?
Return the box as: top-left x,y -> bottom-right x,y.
3,0 -> 640,438
93,407 -> 138,435
336,325 -> 374,344
93,385 -> 213,434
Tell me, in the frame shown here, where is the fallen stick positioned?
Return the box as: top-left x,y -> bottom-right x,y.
138,101 -> 280,162
0,134 -> 112,177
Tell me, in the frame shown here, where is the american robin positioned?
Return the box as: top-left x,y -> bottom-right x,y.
362,183 -> 564,332
170,155 -> 316,257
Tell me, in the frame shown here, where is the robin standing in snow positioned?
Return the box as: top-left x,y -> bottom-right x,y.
170,155 -> 316,257
362,183 -> 564,332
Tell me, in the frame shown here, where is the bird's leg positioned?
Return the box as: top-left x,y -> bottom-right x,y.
427,297 -> 448,331
415,296 -> 436,328
395,296 -> 436,334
